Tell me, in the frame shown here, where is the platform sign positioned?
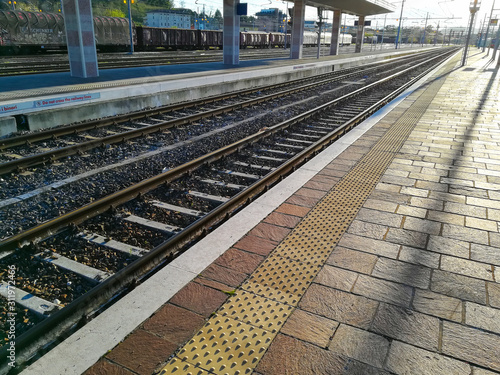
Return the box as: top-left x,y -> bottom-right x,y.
0,93 -> 100,115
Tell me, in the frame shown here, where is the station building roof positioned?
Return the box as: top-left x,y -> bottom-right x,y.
297,0 -> 396,16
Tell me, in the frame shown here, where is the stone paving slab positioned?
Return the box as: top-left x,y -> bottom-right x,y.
78,51 -> 500,375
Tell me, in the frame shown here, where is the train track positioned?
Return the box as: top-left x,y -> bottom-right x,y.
0,50 -> 436,175
0,46 -> 352,76
0,47 -> 459,371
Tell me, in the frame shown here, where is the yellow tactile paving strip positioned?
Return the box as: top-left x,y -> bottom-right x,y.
159,56 -> 457,375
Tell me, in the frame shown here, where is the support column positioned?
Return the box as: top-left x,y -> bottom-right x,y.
62,0 -> 98,78
355,15 -> 365,53
330,9 -> 341,55
291,0 -> 306,59
223,0 -> 240,65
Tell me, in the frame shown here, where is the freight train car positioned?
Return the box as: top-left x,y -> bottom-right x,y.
0,9 -> 133,55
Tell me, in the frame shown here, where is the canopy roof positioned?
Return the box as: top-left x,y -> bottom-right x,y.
297,0 -> 396,16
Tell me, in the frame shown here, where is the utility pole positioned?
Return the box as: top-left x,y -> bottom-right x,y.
395,0 -> 405,49
483,0 -> 496,54
421,13 -> 429,46
462,0 -> 481,66
317,7 -> 323,59
380,14 -> 387,50
126,0 -> 134,54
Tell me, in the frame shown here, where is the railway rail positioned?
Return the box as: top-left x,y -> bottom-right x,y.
0,46 -> 348,77
0,47 -> 459,371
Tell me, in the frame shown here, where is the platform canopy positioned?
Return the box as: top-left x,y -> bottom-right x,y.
298,0 -> 395,16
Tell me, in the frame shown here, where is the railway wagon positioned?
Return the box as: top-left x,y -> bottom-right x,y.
136,27 -> 222,50
0,10 -> 65,54
0,9 -> 133,54
240,31 -> 270,48
303,31 -> 352,47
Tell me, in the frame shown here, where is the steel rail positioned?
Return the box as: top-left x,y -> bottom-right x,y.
0,56 -> 397,175
0,50 -> 454,252
0,48 -> 457,371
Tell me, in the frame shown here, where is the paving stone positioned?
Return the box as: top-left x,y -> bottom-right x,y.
326,246 -> 378,274
385,168 -> 410,178
353,274 -> 413,307
465,302 -> 500,334
142,304 -> 205,345
232,234 -> 278,257
385,228 -> 428,249
200,262 -> 248,287
195,276 -> 235,292
338,233 -> 400,258
488,208 -> 500,221
280,309 -> 338,348
442,223 -> 489,246
169,282 -> 228,317
255,333 -> 347,375
427,192 -> 468,204
295,187 -> 327,199
410,196 -> 444,210
440,255 -> 494,281
466,216 -> 498,232
403,216 -> 442,235
347,220 -> 388,240
84,360 -> 135,375
370,190 -> 411,205
372,257 -> 431,289
329,324 -> 390,369
427,235 -> 470,258
444,201 -> 487,218
215,247 -> 265,275
303,179 -> 335,192
314,265 -> 358,292
363,198 -> 399,213
472,367 -> 500,375
375,182 -> 402,193
467,196 -> 500,209
385,340 -> 471,375
427,209 -> 465,226
299,284 -> 378,329
371,303 -> 440,351
275,203 -> 311,217
492,233 -> 500,248
106,329 -> 177,375
399,246 -> 440,268
431,270 -> 487,304
285,194 -> 321,208
442,321 -> 500,372
412,289 -> 462,322
488,282 -> 500,309
400,186 -> 429,197
356,208 -> 403,227
415,180 -> 449,192
396,205 -> 427,219
264,212 -> 303,229
249,222 -> 292,243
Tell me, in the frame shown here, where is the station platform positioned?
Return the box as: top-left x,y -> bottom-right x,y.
22,48 -> 500,375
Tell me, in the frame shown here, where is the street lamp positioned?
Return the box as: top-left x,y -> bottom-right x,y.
462,0 -> 481,65
124,0 -> 134,54
395,0 -> 405,49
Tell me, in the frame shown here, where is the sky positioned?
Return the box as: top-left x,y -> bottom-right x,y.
175,0 -> 498,29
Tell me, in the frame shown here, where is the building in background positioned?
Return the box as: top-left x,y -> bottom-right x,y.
144,9 -> 191,29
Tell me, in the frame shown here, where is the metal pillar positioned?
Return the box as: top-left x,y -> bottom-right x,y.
223,0 -> 240,65
355,15 -> 365,53
62,0 -> 99,78
291,0 -> 306,59
462,0 -> 481,66
330,9 -> 341,55
395,0 -> 405,49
